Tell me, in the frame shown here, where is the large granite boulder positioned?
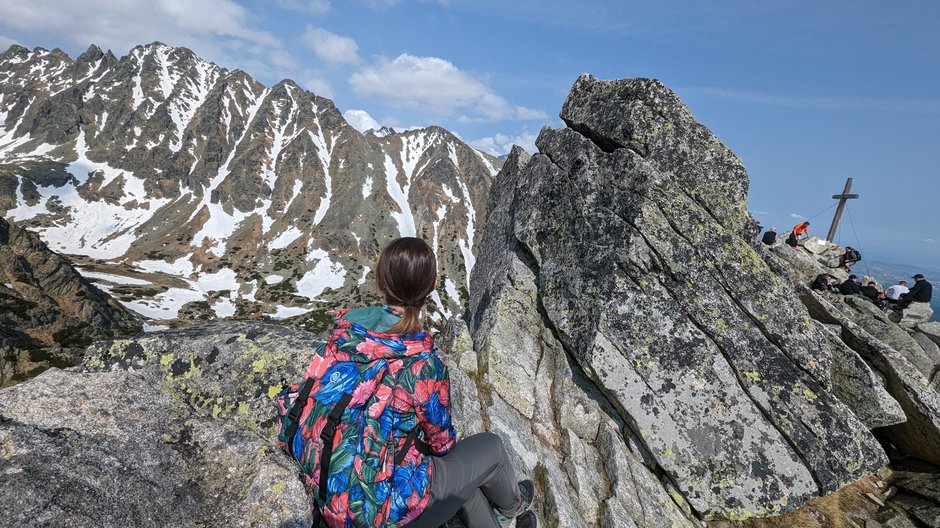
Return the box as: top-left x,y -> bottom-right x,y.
841,296 -> 937,380
910,330 -> 940,366
463,146 -> 695,527
81,321 -> 318,430
466,75 -> 887,522
893,302 -> 934,329
918,321 -> 940,347
0,368 -> 311,527
822,325 -> 906,429
801,291 -> 940,465
765,242 -> 848,287
800,237 -> 835,256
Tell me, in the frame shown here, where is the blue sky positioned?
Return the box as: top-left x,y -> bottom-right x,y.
0,0 -> 937,268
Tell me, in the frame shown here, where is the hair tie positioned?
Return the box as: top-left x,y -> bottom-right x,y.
402,298 -> 424,308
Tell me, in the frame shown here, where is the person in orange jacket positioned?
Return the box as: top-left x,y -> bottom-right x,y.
792,221 -> 810,240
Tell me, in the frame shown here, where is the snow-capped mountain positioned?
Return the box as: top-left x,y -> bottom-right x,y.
0,42 -> 500,327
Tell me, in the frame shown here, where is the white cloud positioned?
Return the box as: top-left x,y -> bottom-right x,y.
790,213 -> 807,219
303,26 -> 360,66
752,210 -> 771,216
469,129 -> 539,156
0,34 -> 17,49
0,0 -> 291,77
925,238 -> 937,243
343,109 -> 381,132
349,53 -> 547,122
276,0 -> 330,14
302,75 -> 333,98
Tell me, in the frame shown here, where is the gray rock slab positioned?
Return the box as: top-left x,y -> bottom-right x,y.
899,302 -> 933,328
917,321 -> 940,347
808,292 -> 940,465
827,328 -> 906,429
82,321 -> 319,431
909,330 -> 940,367
842,296 -> 937,379
0,368 -> 311,528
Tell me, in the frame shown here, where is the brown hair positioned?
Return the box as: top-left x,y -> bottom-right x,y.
375,237 -> 437,335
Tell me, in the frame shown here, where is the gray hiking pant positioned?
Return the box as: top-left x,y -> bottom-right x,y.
410,432 -> 521,528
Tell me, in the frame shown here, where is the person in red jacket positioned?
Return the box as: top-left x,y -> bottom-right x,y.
281,237 -> 536,528
369,238 -> 536,528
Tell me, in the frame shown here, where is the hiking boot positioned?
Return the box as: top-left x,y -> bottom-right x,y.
494,480 -> 536,526
515,511 -> 537,528
518,479 -> 534,512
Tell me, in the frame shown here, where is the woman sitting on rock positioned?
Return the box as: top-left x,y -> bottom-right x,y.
280,237 -> 535,528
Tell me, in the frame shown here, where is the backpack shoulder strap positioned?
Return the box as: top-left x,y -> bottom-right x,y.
319,392 -> 354,502
393,427 -> 433,466
284,377 -> 316,458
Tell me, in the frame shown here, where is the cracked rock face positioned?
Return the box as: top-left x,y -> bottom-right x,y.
0,368 -> 311,528
466,75 -> 887,522
801,290 -> 940,467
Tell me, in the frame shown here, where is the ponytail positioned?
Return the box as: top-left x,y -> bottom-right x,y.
375,238 -> 437,335
391,301 -> 425,335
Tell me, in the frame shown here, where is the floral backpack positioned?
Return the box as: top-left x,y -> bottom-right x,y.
275,309 -> 451,527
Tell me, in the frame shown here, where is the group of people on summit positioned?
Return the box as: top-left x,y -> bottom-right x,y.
813,273 -> 932,312
760,222 -> 933,314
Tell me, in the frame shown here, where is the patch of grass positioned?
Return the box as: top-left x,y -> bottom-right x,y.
0,296 -> 38,318
301,309 -> 333,334
52,322 -> 93,348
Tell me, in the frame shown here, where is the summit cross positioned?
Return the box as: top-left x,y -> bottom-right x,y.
826,177 -> 860,242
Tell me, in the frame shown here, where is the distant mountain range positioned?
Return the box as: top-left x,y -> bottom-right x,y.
0,42 -> 502,328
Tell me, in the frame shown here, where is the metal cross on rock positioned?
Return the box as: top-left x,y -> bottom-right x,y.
826,178 -> 859,242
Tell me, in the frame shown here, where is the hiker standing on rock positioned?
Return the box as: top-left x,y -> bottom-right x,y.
896,274 -> 933,311
792,221 -> 810,240
276,237 -> 536,528
840,246 -> 861,272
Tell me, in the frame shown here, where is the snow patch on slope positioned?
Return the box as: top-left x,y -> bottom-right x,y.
271,305 -> 313,319
457,179 -> 477,288
191,87 -> 269,255
294,247 -> 346,300
358,266 -> 371,286
309,108 -> 334,225
7,131 -> 169,259
384,154 -> 415,237
78,269 -> 153,286
270,226 -> 303,250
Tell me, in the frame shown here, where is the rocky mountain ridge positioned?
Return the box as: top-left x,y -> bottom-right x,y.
0,215 -> 140,386
0,42 -> 499,327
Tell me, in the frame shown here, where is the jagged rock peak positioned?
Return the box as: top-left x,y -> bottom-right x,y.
0,217 -> 142,385
76,44 -> 105,63
468,74 -> 889,522
366,125 -> 397,137
0,44 -> 29,57
558,74 -> 751,233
